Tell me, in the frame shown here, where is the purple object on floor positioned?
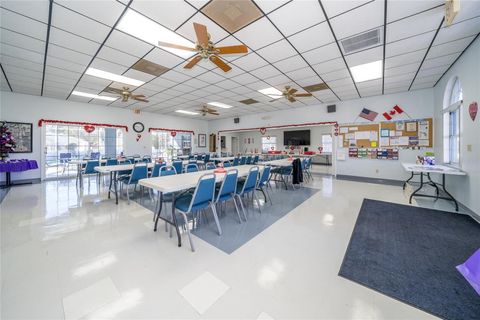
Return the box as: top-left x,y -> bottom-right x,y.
0,159 -> 39,172
457,248 -> 480,296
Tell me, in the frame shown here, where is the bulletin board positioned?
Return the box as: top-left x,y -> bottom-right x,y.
338,123 -> 380,148
380,118 -> 433,148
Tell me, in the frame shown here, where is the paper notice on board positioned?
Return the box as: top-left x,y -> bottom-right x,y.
355,131 -> 370,140
340,127 -> 348,133
396,122 -> 405,131
370,131 -> 378,141
349,127 -> 358,131
418,122 -> 429,139
398,136 -> 409,145
390,137 -> 399,145
389,130 -> 396,137
419,139 -> 429,146
371,141 -> 377,147
406,122 -> 417,132
337,148 -> 347,161
338,135 -> 344,147
345,133 -> 354,140
380,137 -> 389,146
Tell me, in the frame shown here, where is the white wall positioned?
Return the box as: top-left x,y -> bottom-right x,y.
433,37 -> 480,215
210,89 -> 435,181
0,92 -> 209,181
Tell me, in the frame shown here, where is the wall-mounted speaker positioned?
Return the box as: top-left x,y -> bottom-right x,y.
327,104 -> 336,113
234,117 -> 240,123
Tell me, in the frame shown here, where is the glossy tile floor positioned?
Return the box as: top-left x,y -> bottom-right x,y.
2,174 -> 466,319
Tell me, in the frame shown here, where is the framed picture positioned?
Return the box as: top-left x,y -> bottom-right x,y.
198,134 -> 206,147
5,121 -> 32,153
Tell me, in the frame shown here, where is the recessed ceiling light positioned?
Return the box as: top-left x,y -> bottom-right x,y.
72,90 -> 117,101
208,102 -> 233,109
350,60 -> 383,83
86,67 -> 145,87
117,9 -> 196,59
258,87 -> 282,99
175,110 -> 199,115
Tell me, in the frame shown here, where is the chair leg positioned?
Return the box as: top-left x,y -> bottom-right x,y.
236,194 -> 247,221
231,197 -> 242,223
179,211 -> 195,252
126,185 -> 130,205
210,204 -> 222,236
253,191 -> 262,214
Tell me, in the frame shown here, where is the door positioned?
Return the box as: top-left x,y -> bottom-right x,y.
231,136 -> 239,155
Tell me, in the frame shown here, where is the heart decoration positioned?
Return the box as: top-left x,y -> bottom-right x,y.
271,146 -> 275,151
83,125 -> 95,133
469,101 -> 478,121
267,135 -> 271,140
318,146 -> 323,153
171,131 -> 177,137
290,145 -> 295,151
259,127 -> 266,135
136,134 -> 142,142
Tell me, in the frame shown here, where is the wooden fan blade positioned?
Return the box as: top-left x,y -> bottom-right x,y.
209,112 -> 220,115
184,55 -> 203,69
104,87 -> 123,94
288,88 -> 298,95
215,45 -> 248,55
293,93 -> 312,97
193,22 -> 209,46
132,95 -> 149,102
158,41 -> 196,51
209,55 -> 231,72
288,96 -> 296,103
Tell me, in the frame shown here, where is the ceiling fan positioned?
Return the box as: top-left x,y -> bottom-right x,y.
197,105 -> 219,116
103,87 -> 149,103
269,86 -> 313,103
158,22 -> 248,72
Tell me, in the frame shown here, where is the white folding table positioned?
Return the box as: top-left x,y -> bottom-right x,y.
402,163 -> 466,211
139,165 -> 259,249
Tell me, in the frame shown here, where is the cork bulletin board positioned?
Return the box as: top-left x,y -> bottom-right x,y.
338,123 -> 380,148
380,118 -> 433,148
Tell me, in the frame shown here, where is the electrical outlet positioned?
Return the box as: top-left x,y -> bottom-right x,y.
467,144 -> 472,152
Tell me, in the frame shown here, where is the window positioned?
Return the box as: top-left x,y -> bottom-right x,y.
262,136 -> 276,153
443,77 -> 462,165
321,134 -> 333,153
151,132 -> 192,160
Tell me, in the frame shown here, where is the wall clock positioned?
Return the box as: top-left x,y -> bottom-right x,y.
132,122 -> 144,133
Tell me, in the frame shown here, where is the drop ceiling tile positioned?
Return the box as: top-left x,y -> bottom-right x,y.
131,0 -> 196,30
0,9 -> 48,40
384,72 -> 416,84
295,76 -> 323,87
176,12 -> 229,44
48,44 -> 91,66
285,67 -> 317,81
414,73 -> 442,84
356,78 -> 382,89
322,68 -> 350,81
255,39 -> 297,63
230,85 -> 253,94
51,4 -> 110,43
428,36 -> 473,59
411,82 -> 435,90
160,70 -> 191,83
435,17 -> 480,45
201,0 -> 263,33
47,56 -> 85,73
330,0 -> 384,40
1,56 -> 43,74
50,27 -> 100,56
273,55 -> 309,73
232,72 -> 259,85
3,66 -> 42,81
0,44 -> 44,64
45,66 -> 82,81
385,31 -> 434,58
268,0 -> 325,36
234,17 -> 283,50
416,65 -> 447,77
196,71 -> 226,84
254,0 -> 289,14
386,5 -> 444,43
173,64 -> 209,77
90,58 -> 129,75
387,0 -> 443,23
214,79 -> 241,89
384,49 -> 427,69
287,22 -> 334,53
55,0 -> 126,27
105,30 -> 154,58
422,52 -> 460,70
231,52 -> 268,71
264,74 -> 291,86
183,78 -> 208,89
245,81 -> 271,91
345,45 -> 383,66
249,64 -> 281,79
384,62 -> 421,77
123,69 -> 156,82
328,77 -> 355,88
312,58 -> 345,75
0,29 -> 45,53
97,46 -> 139,68
302,43 -> 341,65
322,0 -> 370,18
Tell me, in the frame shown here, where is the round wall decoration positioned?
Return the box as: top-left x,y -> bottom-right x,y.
132,122 -> 145,133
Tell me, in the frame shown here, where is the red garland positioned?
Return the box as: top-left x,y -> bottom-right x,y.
38,119 -> 128,132
148,127 -> 195,135
218,121 -> 338,135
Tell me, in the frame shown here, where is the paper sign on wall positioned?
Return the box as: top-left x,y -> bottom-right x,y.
340,127 -> 349,133
354,131 -> 370,139
380,137 -> 389,146
396,122 -> 405,131
370,131 -> 378,141
406,122 -> 417,132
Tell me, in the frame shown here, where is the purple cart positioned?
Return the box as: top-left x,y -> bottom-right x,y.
0,159 -> 38,188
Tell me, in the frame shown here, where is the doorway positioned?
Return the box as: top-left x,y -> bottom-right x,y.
231,136 -> 239,155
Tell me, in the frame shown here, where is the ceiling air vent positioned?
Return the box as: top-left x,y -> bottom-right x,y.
340,28 -> 382,55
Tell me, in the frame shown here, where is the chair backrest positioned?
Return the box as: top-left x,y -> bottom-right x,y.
186,163 -> 199,173
84,160 -> 99,174
253,155 -> 259,164
129,163 -> 148,184
151,162 -> 165,177
106,158 -> 118,166
204,154 -> 210,162
142,156 -> 151,163
187,173 -> 216,212
232,158 -> 239,166
216,169 -> 238,202
240,166 -> 259,194
172,161 -> 183,174
160,165 -> 177,176
188,155 -> 195,160
90,152 -> 100,160
222,161 -> 231,168
205,162 -> 216,170
258,165 -> 271,187
188,159 -> 197,164
246,156 -> 252,164
59,153 -> 71,161
239,156 -> 246,165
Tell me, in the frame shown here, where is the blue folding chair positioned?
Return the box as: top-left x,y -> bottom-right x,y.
204,154 -> 210,163
222,161 -> 231,168
236,166 -> 261,215
253,155 -> 259,164
239,156 -> 246,165
106,158 -> 118,166
79,160 -> 100,188
246,156 -> 252,164
205,162 -> 216,170
185,163 -> 199,173
59,152 -> 72,174
256,165 -> 272,205
90,152 -> 100,160
174,173 -> 219,251
172,160 -> 183,175
215,169 -> 244,222
119,163 -> 148,204
232,158 -> 239,166
151,162 -> 165,178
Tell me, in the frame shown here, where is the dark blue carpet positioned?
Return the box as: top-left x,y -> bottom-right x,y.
339,199 -> 480,320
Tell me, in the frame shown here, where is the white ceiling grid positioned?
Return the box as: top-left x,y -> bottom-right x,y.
0,0 -> 478,119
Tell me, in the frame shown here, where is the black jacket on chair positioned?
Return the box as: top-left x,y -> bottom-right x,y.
292,158 -> 303,185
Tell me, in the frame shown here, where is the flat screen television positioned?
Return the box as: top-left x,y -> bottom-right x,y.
284,130 -> 310,146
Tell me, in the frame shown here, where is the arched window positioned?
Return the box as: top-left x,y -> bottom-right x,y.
443,76 -> 462,165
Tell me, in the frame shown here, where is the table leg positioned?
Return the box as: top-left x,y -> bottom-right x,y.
113,172 -> 118,205
441,173 -> 459,212
426,173 -> 439,198
171,193 -> 181,247
409,172 -> 424,204
108,171 -> 112,199
154,192 -> 163,232
403,172 -> 414,190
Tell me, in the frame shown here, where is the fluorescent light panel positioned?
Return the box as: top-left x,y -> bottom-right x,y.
258,87 -> 282,99
72,91 -> 117,101
175,110 -> 199,115
350,60 -> 383,83
117,10 -> 196,59
208,102 -> 233,109
85,68 -> 144,87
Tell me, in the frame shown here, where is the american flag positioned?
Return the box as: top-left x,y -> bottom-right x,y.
359,108 -> 378,121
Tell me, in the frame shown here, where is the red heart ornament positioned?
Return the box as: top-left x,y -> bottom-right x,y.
170,131 -> 177,137
469,102 -> 478,121
259,127 -> 266,135
318,146 -> 323,153
83,125 -> 95,133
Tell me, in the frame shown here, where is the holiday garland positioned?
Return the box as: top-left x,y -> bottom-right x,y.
0,122 -> 16,159
148,127 -> 195,135
38,119 -> 128,131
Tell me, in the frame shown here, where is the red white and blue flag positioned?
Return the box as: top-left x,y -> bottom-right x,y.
359,108 -> 378,121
